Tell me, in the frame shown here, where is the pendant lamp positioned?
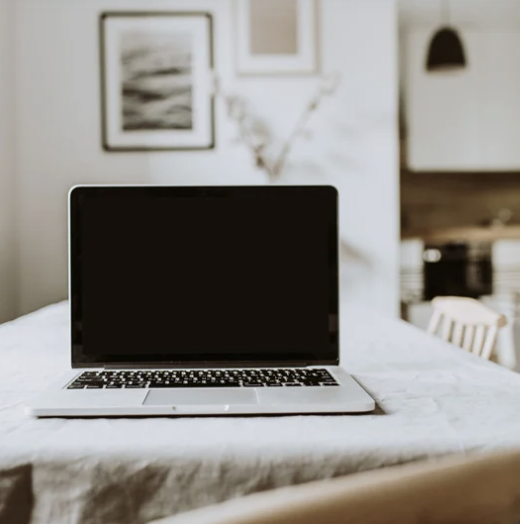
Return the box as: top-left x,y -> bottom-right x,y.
426,0 -> 466,71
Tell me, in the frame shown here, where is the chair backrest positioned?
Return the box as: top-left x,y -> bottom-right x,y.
427,296 -> 507,360
148,449 -> 520,524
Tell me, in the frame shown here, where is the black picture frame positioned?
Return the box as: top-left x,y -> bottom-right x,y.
99,11 -> 215,152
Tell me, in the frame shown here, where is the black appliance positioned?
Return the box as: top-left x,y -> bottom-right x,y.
423,242 -> 493,301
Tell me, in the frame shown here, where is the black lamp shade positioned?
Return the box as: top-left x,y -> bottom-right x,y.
426,27 -> 466,71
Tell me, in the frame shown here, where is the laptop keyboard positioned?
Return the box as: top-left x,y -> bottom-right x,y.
67,368 -> 339,389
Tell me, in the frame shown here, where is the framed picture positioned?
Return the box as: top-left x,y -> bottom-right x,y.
100,12 -> 215,151
235,0 -> 318,76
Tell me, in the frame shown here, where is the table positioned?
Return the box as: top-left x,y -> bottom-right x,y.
2,302 -> 520,524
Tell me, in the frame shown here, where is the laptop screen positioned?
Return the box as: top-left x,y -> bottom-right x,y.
70,186 -> 339,366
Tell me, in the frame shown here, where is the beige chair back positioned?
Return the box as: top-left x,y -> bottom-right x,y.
427,296 -> 507,360
148,449 -> 520,524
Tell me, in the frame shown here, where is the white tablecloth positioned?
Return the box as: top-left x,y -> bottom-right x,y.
1,302 -> 520,524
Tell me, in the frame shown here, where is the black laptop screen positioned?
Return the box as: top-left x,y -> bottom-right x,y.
70,186 -> 339,366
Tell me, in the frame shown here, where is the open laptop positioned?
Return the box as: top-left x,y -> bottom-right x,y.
26,185 -> 375,417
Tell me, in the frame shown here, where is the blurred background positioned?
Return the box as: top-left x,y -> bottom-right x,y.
1,0 -> 520,367
399,0 -> 520,370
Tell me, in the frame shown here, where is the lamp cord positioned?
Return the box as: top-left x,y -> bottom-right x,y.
442,0 -> 450,26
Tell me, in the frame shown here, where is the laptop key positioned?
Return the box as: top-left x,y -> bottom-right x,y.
71,368 -> 339,389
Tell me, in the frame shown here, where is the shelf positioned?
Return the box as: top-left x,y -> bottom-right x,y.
401,225 -> 520,243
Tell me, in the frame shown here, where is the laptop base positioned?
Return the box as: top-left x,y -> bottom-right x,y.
26,366 -> 375,417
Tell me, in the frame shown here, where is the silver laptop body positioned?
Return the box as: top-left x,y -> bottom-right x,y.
26,185 -> 375,417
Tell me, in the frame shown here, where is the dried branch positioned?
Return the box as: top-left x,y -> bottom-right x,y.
273,72 -> 341,177
216,72 -> 342,181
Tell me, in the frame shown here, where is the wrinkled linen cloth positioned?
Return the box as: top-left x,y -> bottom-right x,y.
1,302 -> 520,524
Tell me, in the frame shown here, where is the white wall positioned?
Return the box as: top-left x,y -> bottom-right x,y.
13,0 -> 399,317
400,0 -> 520,171
0,0 -> 16,323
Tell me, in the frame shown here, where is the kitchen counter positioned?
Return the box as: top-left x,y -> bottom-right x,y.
402,225 -> 520,243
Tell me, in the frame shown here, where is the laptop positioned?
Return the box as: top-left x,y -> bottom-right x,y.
26,185 -> 375,417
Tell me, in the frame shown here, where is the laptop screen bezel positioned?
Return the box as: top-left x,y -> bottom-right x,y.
69,185 -> 340,368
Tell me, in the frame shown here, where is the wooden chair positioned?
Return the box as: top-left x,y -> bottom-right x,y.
148,449 -> 520,524
427,296 -> 507,360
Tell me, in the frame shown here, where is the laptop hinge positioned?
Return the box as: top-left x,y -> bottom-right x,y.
102,362 -> 321,370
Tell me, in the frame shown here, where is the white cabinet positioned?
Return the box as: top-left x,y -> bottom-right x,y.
404,29 -> 520,171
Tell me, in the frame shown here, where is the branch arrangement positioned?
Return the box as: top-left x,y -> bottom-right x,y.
216,72 -> 341,181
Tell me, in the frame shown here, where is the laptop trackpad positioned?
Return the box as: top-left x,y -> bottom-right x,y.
144,389 -> 258,406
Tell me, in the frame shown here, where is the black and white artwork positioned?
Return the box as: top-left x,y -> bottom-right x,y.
100,12 -> 214,151
121,31 -> 193,131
